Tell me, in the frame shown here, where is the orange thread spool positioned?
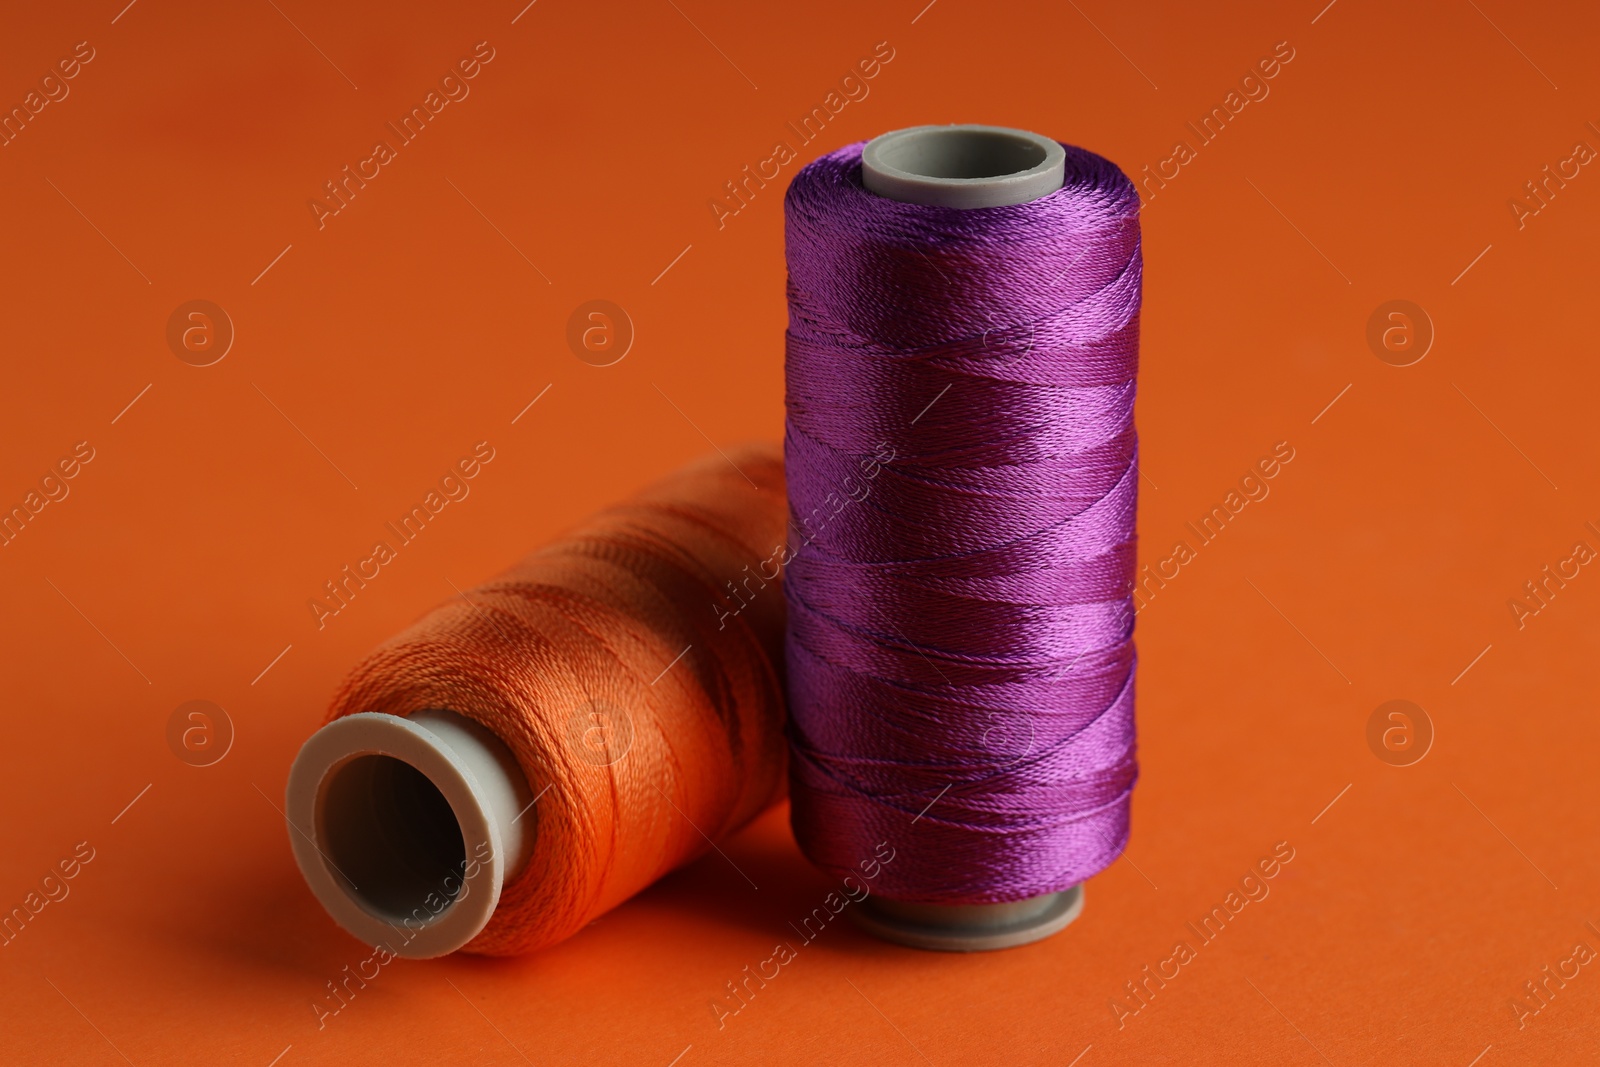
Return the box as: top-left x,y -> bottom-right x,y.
288,444 -> 788,956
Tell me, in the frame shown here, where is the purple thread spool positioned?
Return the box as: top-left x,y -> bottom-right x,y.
787,124 -> 1139,951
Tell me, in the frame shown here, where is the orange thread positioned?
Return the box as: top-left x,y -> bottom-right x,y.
325,444 -> 788,954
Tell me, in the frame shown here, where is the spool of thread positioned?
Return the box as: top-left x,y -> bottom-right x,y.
783,125 -> 1142,950
285,445 -> 789,957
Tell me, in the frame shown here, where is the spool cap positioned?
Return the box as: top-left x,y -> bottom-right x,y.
861,124 -> 1066,208
285,710 -> 535,958
854,123 -> 1083,951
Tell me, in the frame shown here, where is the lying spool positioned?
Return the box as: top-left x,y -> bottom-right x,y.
286,446 -> 790,957
784,124 -> 1141,951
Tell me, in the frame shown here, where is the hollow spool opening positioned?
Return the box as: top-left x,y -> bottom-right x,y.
860,124 -> 1067,209
287,710 -> 535,957
319,754 -> 467,921
873,127 -> 1047,180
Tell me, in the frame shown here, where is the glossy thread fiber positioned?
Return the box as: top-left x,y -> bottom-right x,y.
326,447 -> 789,955
783,141 -> 1142,903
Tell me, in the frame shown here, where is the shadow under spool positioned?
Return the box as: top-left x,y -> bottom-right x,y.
848,124 -> 1085,952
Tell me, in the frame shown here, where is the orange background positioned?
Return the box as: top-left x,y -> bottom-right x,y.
2,0 -> 1598,1063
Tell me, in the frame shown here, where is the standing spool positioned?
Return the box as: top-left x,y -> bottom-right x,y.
783,125 -> 1142,950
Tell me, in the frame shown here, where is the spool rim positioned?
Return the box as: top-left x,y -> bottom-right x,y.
285,710 -> 533,958
860,124 -> 1067,209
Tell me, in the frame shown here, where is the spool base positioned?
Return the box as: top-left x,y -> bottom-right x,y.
852,886 -> 1083,952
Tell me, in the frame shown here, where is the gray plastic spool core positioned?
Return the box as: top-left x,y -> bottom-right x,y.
856,885 -> 1084,952
861,124 -> 1066,208
286,709 -> 536,958
855,124 -> 1082,952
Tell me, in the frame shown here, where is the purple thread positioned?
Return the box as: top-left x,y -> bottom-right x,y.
782,140 -> 1141,903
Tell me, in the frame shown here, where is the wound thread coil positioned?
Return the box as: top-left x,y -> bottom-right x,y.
783,125 -> 1142,948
